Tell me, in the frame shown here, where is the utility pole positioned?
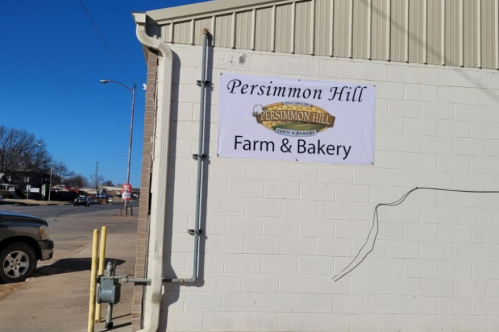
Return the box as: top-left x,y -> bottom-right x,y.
95,162 -> 99,201
26,176 -> 30,199
48,164 -> 53,201
124,83 -> 136,215
99,79 -> 135,215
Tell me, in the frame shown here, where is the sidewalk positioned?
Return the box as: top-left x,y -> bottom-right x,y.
0,214 -> 138,332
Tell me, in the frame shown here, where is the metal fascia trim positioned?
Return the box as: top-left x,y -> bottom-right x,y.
147,0 -> 289,23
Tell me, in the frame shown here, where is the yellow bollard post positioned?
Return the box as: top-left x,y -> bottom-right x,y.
88,229 -> 99,332
94,226 -> 107,323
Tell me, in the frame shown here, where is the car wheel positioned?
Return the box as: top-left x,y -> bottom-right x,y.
0,242 -> 37,283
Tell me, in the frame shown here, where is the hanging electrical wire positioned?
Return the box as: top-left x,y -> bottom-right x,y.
78,0 -> 145,117
332,187 -> 499,282
79,0 -> 133,83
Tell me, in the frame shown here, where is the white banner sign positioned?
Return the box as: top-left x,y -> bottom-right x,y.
217,74 -> 376,165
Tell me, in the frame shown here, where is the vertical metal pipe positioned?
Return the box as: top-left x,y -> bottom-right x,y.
105,304 -> 114,329
191,30 -> 209,283
87,229 -> 99,332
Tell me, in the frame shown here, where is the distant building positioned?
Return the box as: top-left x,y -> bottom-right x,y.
0,171 -> 50,199
0,173 -> 16,192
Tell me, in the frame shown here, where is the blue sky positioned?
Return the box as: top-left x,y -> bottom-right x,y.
0,0 -> 208,187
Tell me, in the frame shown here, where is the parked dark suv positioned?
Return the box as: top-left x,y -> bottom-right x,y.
0,212 -> 54,283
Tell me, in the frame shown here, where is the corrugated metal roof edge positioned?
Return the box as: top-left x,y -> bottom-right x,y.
146,0 -> 286,23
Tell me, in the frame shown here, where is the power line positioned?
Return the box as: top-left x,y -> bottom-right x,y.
78,0 -> 145,117
78,0 -> 134,84
135,90 -> 145,118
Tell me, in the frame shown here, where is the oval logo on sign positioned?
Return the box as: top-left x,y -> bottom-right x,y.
253,102 -> 335,137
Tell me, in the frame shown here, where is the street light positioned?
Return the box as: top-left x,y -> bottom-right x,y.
48,159 -> 63,202
100,79 -> 136,214
25,176 -> 30,200
24,142 -> 41,200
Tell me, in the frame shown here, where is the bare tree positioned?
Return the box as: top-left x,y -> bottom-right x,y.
102,180 -> 115,187
0,125 -> 51,176
89,173 -> 105,193
51,160 -> 69,185
64,172 -> 89,188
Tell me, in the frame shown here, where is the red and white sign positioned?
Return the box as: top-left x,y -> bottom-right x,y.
122,184 -> 132,201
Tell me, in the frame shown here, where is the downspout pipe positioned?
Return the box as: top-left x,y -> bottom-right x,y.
132,12 -> 173,332
132,12 -> 209,331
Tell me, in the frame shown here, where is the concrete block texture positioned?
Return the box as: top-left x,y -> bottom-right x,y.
146,45 -> 499,331
320,59 -> 354,79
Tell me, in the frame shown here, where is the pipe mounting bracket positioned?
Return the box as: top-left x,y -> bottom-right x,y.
188,229 -> 203,235
192,154 -> 207,160
196,80 -> 212,86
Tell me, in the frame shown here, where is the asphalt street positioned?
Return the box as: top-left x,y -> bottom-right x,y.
0,201 -> 138,264
0,201 -> 139,331
0,201 -> 135,220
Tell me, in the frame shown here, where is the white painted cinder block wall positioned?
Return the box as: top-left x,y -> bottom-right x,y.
154,44 -> 499,332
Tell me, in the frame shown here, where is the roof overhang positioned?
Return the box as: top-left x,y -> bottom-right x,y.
134,0 -> 499,72
146,0 -> 286,24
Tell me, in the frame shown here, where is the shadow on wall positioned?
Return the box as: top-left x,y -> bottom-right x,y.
161,33 -> 215,319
